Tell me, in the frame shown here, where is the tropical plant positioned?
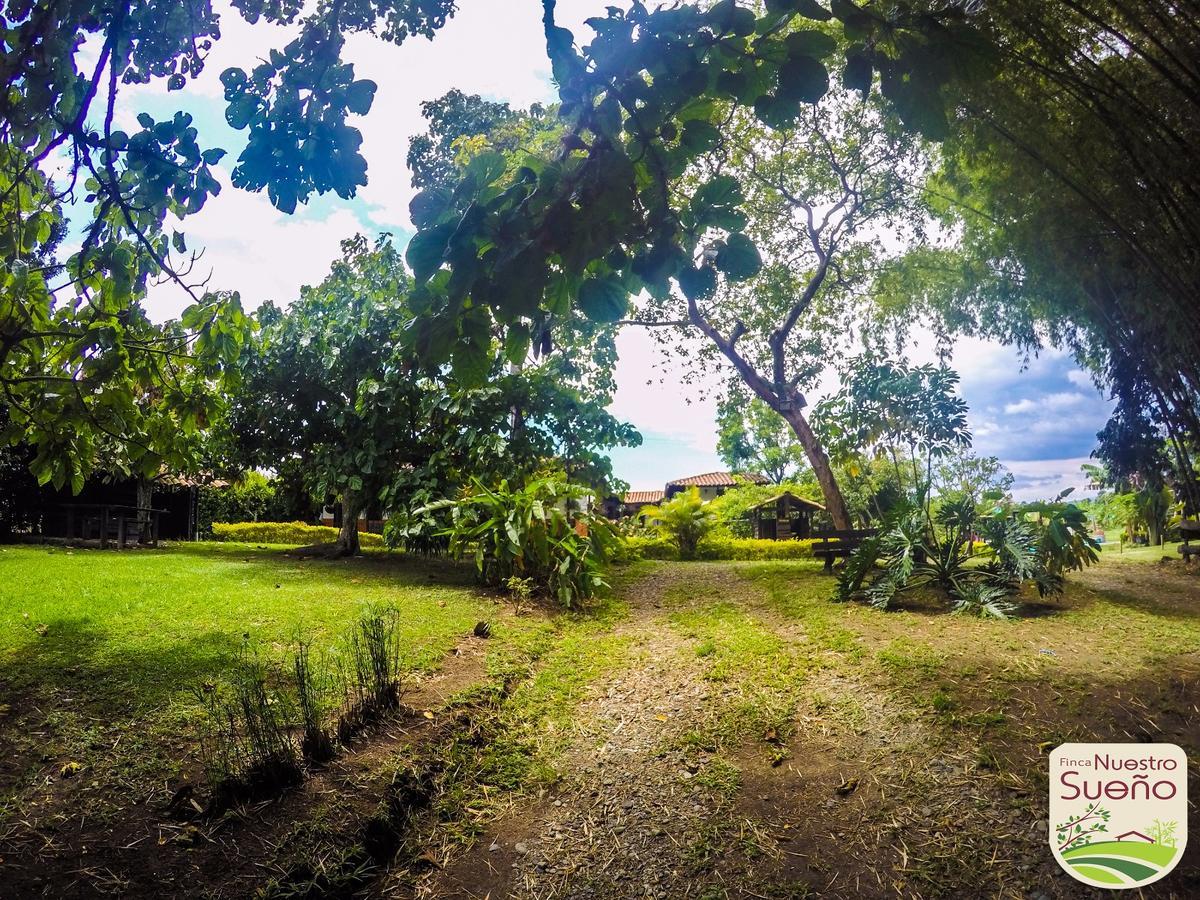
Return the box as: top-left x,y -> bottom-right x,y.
838,494 -> 1100,618
428,475 -> 617,608
640,487 -> 717,561
1017,493 -> 1103,584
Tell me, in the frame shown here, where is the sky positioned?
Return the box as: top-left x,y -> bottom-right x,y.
98,1 -> 1110,502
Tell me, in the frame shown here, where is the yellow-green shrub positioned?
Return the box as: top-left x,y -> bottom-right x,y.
622,535 -> 816,561
210,521 -> 384,547
697,537 -> 816,560
621,535 -> 679,560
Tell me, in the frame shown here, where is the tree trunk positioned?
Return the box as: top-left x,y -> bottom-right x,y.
335,493 -> 362,557
1147,517 -> 1162,548
777,405 -> 853,531
136,477 -> 154,543
681,295 -> 852,530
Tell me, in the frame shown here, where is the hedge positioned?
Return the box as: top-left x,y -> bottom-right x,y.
210,521 -> 384,547
623,535 -> 817,561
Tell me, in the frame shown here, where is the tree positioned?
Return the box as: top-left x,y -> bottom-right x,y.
232,228 -> 640,556
627,90 -> 929,528
814,355 -> 972,515
934,452 -> 1014,507
229,234 -> 424,556
4,0 -> 988,481
877,0 -> 1200,511
407,90 -> 519,189
0,146 -> 250,490
716,392 -> 808,484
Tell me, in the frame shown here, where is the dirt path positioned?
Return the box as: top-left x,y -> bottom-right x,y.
427,567 -> 735,899
422,565 -> 923,899
416,561 -> 1200,900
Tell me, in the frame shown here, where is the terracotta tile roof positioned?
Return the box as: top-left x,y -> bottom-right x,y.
623,490 -> 664,505
666,471 -> 769,487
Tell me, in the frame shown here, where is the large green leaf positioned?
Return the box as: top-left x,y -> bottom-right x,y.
678,265 -> 718,301
405,223 -> 453,282
715,233 -> 762,281
465,151 -> 508,187
578,276 -> 628,323
843,52 -> 873,95
681,120 -> 721,153
777,56 -> 829,103
785,30 -> 837,59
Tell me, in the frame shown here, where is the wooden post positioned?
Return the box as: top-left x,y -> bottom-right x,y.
117,516 -> 127,549
101,506 -> 109,549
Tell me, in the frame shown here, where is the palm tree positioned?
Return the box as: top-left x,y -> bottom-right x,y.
640,487 -> 716,560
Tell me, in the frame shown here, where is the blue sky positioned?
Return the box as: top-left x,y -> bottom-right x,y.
606,327 -> 1113,499
98,1 -> 1111,502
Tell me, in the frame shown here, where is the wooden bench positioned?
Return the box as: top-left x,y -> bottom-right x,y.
813,528 -> 878,573
1180,520 -> 1200,564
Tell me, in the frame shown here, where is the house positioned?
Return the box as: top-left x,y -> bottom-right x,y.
665,471 -> 769,502
24,475 -> 204,544
742,491 -> 824,540
1115,830 -> 1156,843
609,490 -> 665,521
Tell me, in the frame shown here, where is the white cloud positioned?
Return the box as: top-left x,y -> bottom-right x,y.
146,168 -> 367,319
1066,369 -> 1096,390
1004,398 -> 1038,415
1003,391 -> 1088,415
1002,457 -> 1096,502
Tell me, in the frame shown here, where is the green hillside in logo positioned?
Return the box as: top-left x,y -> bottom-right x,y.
1061,841 -> 1180,886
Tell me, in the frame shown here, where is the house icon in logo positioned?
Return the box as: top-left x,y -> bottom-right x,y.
1115,830 -> 1156,844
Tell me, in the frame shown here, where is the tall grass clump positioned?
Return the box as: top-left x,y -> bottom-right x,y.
293,637 -> 336,762
197,605 -> 409,809
196,645 -> 303,811
336,604 -> 406,744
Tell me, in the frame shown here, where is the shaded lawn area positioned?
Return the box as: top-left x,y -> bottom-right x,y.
0,543 -> 510,828
0,543 -> 494,709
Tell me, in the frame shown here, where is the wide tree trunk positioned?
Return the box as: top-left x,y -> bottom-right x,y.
335,493 -> 362,557
778,405 -> 853,531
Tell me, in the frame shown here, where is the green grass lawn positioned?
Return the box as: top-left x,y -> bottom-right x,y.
1,541 -> 1197,897
0,542 -> 498,713
1097,539 -> 1184,561
0,542 -> 525,824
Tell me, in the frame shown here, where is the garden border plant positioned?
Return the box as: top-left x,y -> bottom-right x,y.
837,494 -> 1100,619
196,603 -> 411,814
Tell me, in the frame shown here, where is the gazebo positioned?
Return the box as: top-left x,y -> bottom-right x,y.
743,491 -> 825,540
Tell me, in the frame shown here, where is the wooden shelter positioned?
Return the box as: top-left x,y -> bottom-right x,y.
743,491 -> 824,540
